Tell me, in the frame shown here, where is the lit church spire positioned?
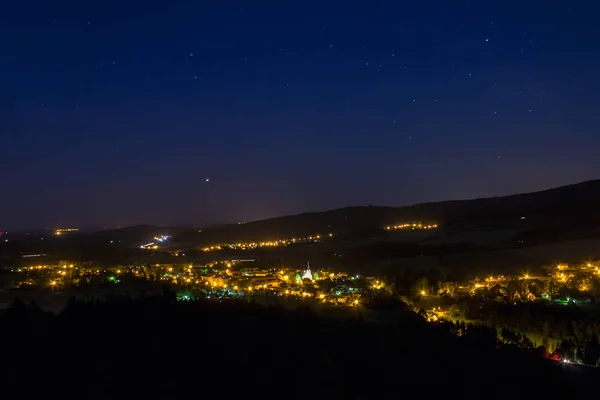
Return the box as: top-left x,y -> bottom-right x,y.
302,262 -> 313,280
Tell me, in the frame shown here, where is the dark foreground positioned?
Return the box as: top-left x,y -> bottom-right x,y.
0,291 -> 596,399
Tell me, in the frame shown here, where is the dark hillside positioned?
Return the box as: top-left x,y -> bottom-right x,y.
174,179 -> 600,245
0,294 -> 596,398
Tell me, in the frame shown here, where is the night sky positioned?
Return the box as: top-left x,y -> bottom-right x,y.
1,1 -> 599,230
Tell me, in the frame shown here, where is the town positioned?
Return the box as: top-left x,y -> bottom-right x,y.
8,260 -> 368,306
421,261 -> 600,315
9,259 -> 600,309
7,256 -> 600,366
6,259 -> 600,322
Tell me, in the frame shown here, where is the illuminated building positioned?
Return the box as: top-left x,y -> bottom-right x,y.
302,262 -> 313,281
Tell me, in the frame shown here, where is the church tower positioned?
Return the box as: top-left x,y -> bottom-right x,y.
302,262 -> 313,280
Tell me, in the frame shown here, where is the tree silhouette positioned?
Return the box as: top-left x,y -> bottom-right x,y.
0,291 -> 596,398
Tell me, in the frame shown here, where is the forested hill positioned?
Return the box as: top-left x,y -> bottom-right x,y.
0,294 -> 596,398
174,179 -> 600,245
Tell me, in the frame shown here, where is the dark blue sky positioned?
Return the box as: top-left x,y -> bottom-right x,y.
1,1 -> 599,230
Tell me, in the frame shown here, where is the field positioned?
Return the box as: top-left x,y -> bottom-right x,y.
420,229 -> 520,247
361,233 -> 600,279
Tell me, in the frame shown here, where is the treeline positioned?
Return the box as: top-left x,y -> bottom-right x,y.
0,291 -> 596,398
464,300 -> 600,366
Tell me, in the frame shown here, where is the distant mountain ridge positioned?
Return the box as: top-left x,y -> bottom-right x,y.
5,180 -> 600,261
172,179 -> 600,245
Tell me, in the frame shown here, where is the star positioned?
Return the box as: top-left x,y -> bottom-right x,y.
4,1 -> 595,232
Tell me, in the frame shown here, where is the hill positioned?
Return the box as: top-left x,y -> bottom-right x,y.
0,225 -> 187,265
5,180 -> 600,271
1,294 -> 597,398
174,179 -> 600,246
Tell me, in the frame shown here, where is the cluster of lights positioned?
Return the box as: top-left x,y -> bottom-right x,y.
201,233 -> 332,252
450,261 -> 600,301
372,280 -> 384,290
384,223 -> 438,231
15,261 -> 369,308
140,235 -> 169,250
54,228 -> 79,236
420,261 -> 600,363
25,264 -> 76,271
17,264 -> 112,289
